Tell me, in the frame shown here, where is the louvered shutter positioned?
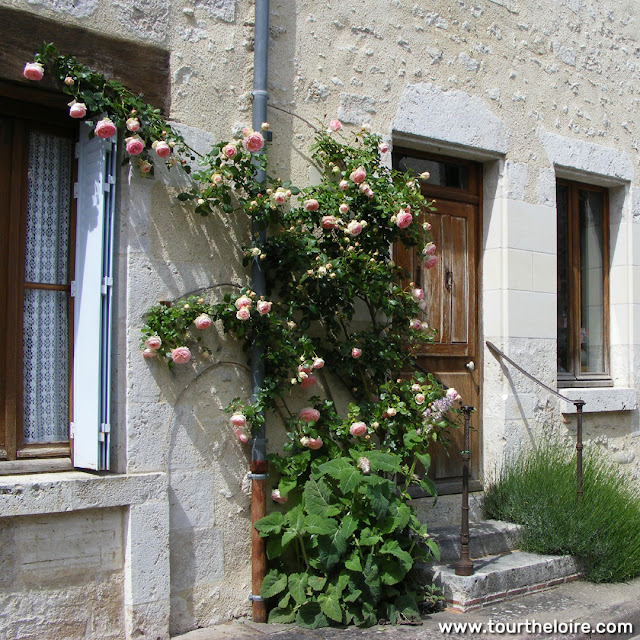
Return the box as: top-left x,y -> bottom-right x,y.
71,124 -> 116,470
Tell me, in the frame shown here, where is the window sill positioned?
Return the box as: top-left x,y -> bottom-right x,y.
0,470 -> 167,518
559,387 -> 636,414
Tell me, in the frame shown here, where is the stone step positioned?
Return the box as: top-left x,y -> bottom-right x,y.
429,519 -> 522,562
425,550 -> 582,612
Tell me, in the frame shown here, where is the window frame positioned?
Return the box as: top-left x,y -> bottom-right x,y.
0,92 -> 78,463
557,178 -> 611,388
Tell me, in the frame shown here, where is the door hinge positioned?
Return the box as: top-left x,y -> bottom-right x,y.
73,182 -> 79,199
101,276 -> 113,295
99,423 -> 110,442
69,422 -> 75,438
70,280 -> 77,297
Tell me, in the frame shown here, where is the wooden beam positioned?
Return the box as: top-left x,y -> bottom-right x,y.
0,6 -> 171,115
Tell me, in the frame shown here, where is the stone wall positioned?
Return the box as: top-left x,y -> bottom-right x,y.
1,0 -> 640,637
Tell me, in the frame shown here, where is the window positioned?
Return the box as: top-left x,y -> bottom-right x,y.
0,90 -> 115,471
557,179 -> 610,387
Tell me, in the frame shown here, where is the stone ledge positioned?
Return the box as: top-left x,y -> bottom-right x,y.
0,471 -> 167,517
559,387 -> 636,413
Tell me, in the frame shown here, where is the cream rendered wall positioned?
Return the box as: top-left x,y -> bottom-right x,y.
1,0 -> 640,638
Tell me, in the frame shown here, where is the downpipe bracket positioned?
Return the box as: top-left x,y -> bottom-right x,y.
247,473 -> 269,481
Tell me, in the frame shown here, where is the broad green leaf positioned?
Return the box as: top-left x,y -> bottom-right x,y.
379,540 -> 413,572
303,477 -> 341,517
363,555 -> 382,603
260,569 -> 287,599
285,504 -> 305,534
318,457 -> 352,480
266,535 -> 286,560
254,512 -> 284,536
344,550 -> 362,572
419,476 -> 437,497
305,514 -> 338,536
415,451 -> 431,471
394,594 -> 421,623
268,606 -> 296,624
337,465 -> 363,494
296,602 -> 329,629
339,514 -> 358,542
281,529 -> 297,547
288,572 -> 308,605
278,477 -> 297,497
369,485 -> 391,520
308,575 -> 327,591
320,592 -> 343,623
379,556 -> 409,585
277,592 -> 291,609
359,527 -> 382,546
343,587 -> 362,602
366,450 -> 402,473
426,537 -> 441,561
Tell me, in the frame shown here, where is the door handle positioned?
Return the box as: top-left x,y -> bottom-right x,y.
465,361 -> 475,371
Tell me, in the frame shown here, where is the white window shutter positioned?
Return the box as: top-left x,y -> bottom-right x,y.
72,123 -> 116,470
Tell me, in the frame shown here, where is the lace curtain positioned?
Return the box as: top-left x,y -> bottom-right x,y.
22,131 -> 73,443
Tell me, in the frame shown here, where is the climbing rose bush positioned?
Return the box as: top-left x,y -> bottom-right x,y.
24,43 -> 460,629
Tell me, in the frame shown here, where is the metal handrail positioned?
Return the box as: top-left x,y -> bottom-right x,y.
486,341 -> 586,498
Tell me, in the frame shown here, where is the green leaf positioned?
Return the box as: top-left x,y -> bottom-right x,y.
260,569 -> 287,599
415,451 -> 432,471
268,606 -> 296,624
288,572 -> 308,605
320,592 -> 343,623
296,602 -> 329,629
308,575 -> 327,591
419,476 -> 437,497
362,555 -> 382,603
380,540 -> 413,571
344,551 -> 362,572
305,514 -> 338,536
266,535 -> 286,560
278,477 -> 297,497
359,527 -> 382,546
177,192 -> 191,201
379,556 -> 409,585
303,478 -> 341,517
281,529 -> 297,547
394,594 -> 421,623
254,512 -> 284,536
368,484 -> 391,520
367,450 -> 402,473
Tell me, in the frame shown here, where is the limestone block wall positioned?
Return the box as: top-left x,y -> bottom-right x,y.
2,0 -> 640,637
0,508 -> 125,640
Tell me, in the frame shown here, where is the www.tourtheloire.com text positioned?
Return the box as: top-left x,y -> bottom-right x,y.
438,620 -> 634,635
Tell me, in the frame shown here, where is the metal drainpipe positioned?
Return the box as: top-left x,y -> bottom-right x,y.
248,0 -> 270,624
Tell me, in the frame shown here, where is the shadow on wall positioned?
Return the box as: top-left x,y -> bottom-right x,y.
164,363 -> 255,634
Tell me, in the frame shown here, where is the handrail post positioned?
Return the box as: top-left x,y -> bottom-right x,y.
455,405 -> 475,576
575,399 -> 585,499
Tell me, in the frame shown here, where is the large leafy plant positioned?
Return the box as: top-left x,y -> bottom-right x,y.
24,44 -> 460,628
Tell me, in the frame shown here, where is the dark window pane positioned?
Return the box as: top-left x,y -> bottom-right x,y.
396,156 -> 469,190
557,185 -> 571,374
579,189 -> 605,374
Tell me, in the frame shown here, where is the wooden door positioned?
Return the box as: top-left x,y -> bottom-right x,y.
394,150 -> 482,494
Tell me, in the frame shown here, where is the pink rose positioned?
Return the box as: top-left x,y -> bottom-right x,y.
299,408 -> 320,423
378,142 -> 390,154
236,308 -> 251,321
194,313 -> 212,330
243,131 -> 265,153
153,140 -> 171,158
304,199 -> 319,212
212,173 -> 223,184
425,255 -> 438,270
171,346 -> 192,364
329,119 -> 342,132
339,203 -> 349,215
142,348 -> 156,359
222,143 -> 237,158
347,221 -> 362,236
415,393 -> 425,405
125,136 -> 145,156
274,191 -> 287,205
423,242 -> 436,256
69,102 -> 87,119
23,62 -> 44,81
257,300 -> 272,315
386,407 -> 397,417
144,335 -> 162,350
312,357 -> 324,369
349,421 -> 367,437
412,288 -> 424,300
235,295 -> 252,309
137,159 -> 151,174
95,118 -> 117,139
409,318 -> 421,330
236,427 -> 250,444
301,375 -> 317,389
419,171 -> 431,181
298,363 -> 312,374
271,489 -> 287,504
230,413 -> 247,427
411,383 -> 421,392
339,180 -> 349,190
396,210 -> 413,229
126,117 -> 140,132
349,166 -> 367,184
351,347 -> 362,359
64,76 -> 74,86
301,436 -> 323,450
358,456 -> 371,474
322,216 -> 337,230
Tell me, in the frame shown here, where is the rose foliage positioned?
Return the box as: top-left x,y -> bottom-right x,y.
25,44 -> 461,629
